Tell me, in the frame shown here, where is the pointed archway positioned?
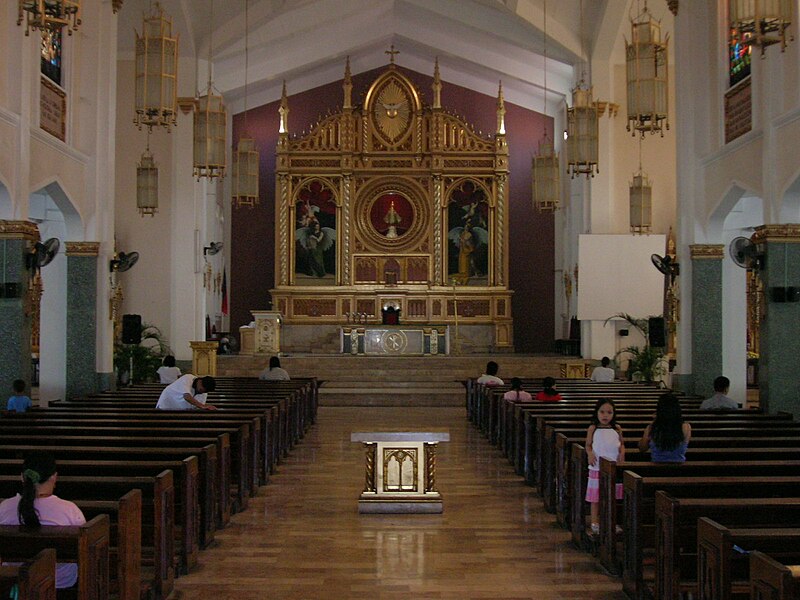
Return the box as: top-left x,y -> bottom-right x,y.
708,184 -> 764,406
30,181 -> 83,404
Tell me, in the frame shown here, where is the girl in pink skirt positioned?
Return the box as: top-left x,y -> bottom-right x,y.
584,398 -> 625,534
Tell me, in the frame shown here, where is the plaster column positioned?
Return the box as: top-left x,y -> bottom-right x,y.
690,244 -> 724,396
65,242 -> 100,398
752,225 -> 800,416
0,221 -> 38,395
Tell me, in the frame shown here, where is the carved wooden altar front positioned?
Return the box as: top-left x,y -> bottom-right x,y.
270,57 -> 513,350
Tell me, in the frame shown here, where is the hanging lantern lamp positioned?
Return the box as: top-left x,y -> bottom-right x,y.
566,84 -> 599,177
134,2 -> 179,131
629,172 -> 653,233
232,0 -> 259,208
730,0 -> 793,55
532,0 -> 561,212
136,135 -> 158,217
625,2 -> 669,136
18,0 -> 81,35
193,0 -> 227,179
232,138 -> 259,208
533,136 -> 560,212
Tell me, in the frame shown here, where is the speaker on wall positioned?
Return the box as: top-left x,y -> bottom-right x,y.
648,317 -> 666,348
121,314 -> 142,345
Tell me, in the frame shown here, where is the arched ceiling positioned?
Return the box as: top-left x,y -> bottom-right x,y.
115,0 -> 669,114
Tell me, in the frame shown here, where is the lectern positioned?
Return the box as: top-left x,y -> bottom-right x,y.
350,430 -> 450,513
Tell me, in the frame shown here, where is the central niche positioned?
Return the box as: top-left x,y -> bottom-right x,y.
355,179 -> 429,252
369,192 -> 414,239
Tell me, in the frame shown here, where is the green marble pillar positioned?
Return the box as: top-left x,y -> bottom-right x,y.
0,221 -> 39,398
690,244 -> 724,397
66,242 -> 100,399
753,225 -> 800,417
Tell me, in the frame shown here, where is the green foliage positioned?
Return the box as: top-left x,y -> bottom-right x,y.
605,313 -> 665,384
113,323 -> 171,384
617,344 -> 666,384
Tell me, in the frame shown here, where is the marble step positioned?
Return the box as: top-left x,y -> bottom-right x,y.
319,388 -> 463,407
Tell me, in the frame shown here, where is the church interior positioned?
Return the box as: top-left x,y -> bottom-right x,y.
2,0 -> 800,598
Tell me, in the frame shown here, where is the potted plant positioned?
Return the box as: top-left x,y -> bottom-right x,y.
114,323 -> 171,385
604,313 -> 666,384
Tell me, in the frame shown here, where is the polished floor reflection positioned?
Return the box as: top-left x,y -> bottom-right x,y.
174,407 -> 625,599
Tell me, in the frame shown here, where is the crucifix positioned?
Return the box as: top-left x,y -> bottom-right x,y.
385,44 -> 400,64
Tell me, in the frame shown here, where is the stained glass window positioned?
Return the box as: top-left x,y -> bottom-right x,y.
729,27 -> 752,88
41,29 -> 62,85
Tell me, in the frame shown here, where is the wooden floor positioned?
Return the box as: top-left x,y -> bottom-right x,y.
174,407 -> 625,599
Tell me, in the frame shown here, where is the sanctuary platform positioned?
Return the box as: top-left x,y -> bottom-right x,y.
218,354 -> 587,407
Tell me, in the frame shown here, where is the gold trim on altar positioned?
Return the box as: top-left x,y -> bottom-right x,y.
272,56 -> 512,349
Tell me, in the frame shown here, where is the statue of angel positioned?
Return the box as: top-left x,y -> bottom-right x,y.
448,220 -> 489,283
296,221 -> 336,277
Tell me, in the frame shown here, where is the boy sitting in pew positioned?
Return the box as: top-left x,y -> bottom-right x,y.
0,451 -> 86,590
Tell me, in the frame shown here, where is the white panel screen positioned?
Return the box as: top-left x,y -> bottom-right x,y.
577,234 -> 666,321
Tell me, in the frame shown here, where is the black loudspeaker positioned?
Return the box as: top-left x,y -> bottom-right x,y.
121,314 -> 142,344
770,287 -> 800,303
648,317 -> 666,348
619,329 -> 629,337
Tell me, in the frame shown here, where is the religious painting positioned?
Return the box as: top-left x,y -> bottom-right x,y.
447,180 -> 489,286
369,192 -> 414,240
294,180 -> 337,285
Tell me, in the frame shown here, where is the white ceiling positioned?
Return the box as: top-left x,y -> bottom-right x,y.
114,0 -> 670,114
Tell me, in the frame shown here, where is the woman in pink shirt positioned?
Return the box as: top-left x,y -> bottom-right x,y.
0,451 -> 86,589
503,377 -> 532,403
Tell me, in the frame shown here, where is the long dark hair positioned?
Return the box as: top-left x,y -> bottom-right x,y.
541,376 -> 558,396
651,393 -> 685,451
590,398 -> 617,427
510,377 -> 524,401
269,356 -> 281,370
18,451 -> 57,528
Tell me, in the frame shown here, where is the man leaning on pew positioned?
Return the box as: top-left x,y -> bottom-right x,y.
156,375 -> 218,411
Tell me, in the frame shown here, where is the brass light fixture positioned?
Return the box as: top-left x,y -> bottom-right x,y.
134,2 -> 179,131
193,0 -> 227,179
136,132 -> 158,217
730,0 -> 793,55
532,0 -> 560,212
18,0 -> 81,35
630,138 -> 652,233
232,0 -> 259,208
625,1 -> 669,137
566,0 -> 599,178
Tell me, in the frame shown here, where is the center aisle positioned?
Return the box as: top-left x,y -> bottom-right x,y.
174,407 -> 625,599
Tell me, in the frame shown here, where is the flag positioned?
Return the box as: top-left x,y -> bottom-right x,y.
221,268 -> 228,315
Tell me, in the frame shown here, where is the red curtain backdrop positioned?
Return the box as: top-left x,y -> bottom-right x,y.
231,65 -> 554,352
369,193 -> 414,236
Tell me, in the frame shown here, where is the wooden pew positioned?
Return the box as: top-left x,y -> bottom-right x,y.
750,551 -> 800,600
654,493 -> 800,600
0,432 -> 230,531
0,423 -> 249,515
567,444 -> 800,548
75,490 -> 141,600
621,474 -> 800,599
0,443 -> 216,552
0,471 -> 173,600
697,518 -> 800,600
0,549 -> 56,600
601,458 -> 800,594
0,514 -> 110,600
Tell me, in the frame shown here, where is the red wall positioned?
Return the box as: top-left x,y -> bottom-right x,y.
231,66 -> 555,352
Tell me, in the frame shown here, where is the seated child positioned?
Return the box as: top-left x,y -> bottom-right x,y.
7,379 -> 32,413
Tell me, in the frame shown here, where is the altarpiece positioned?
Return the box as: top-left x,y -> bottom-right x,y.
270,57 -> 514,351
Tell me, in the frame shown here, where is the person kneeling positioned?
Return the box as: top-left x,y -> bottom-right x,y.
156,374 -> 218,410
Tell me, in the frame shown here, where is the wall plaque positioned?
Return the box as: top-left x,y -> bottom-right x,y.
40,77 -> 66,141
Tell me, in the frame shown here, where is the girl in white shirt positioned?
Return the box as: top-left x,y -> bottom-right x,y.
584,399 -> 625,534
